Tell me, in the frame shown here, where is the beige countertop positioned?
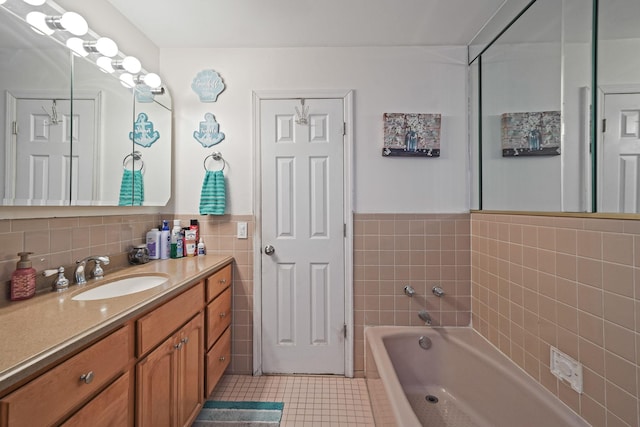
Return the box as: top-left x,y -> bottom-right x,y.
0,254 -> 233,393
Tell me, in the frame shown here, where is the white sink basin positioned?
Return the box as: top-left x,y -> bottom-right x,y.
72,275 -> 169,301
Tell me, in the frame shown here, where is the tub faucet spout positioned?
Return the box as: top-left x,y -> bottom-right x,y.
418,309 -> 432,325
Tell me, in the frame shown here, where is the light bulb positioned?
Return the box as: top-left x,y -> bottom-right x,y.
66,38 -> 88,57
143,73 -> 162,89
26,12 -> 54,36
95,37 -> 118,57
121,56 -> 141,74
96,56 -> 114,73
22,0 -> 46,5
119,73 -> 135,88
59,12 -> 88,36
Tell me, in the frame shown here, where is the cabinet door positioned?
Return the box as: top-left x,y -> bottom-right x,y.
177,313 -> 204,427
136,336 -> 179,427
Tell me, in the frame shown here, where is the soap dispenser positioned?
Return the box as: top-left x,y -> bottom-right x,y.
10,252 -> 36,301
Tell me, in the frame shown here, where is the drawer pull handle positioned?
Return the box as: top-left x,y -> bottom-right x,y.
181,337 -> 189,344
219,278 -> 227,284
79,371 -> 94,384
219,356 -> 225,362
219,312 -> 226,318
174,342 -> 183,350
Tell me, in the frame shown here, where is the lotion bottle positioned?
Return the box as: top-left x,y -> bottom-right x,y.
10,252 -> 36,301
160,220 -> 170,259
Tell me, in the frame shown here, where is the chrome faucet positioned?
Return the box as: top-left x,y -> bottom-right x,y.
75,256 -> 110,284
418,309 -> 432,325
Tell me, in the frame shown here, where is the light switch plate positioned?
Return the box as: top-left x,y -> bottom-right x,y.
237,222 -> 248,239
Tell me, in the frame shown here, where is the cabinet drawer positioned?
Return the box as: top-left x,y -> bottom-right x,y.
62,371 -> 131,427
206,287 -> 231,350
0,325 -> 131,427
205,328 -> 231,397
137,282 -> 204,356
206,264 -> 232,302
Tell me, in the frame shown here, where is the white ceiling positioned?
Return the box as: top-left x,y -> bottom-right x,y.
104,0 -> 506,48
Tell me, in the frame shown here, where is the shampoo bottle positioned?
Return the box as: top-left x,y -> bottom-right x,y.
146,228 -> 161,259
160,220 -> 170,259
10,252 -> 36,301
170,220 -> 183,258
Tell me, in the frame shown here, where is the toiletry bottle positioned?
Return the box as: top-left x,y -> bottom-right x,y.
160,220 -> 170,259
185,229 -> 197,257
146,228 -> 161,259
10,252 -> 36,301
190,219 -> 199,256
170,220 -> 183,258
197,237 -> 206,255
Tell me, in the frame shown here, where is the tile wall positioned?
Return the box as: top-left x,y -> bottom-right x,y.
353,213 -> 472,376
471,213 -> 640,427
0,213 -> 254,375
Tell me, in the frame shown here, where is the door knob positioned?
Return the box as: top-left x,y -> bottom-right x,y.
264,245 -> 275,255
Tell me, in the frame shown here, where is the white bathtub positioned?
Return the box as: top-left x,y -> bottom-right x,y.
365,326 -> 590,427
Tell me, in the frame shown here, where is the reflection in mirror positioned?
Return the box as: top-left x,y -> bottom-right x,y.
0,0 -> 172,207
1,7 -> 72,205
129,86 -> 171,206
597,0 -> 640,213
71,52 -> 134,205
474,0 -> 592,212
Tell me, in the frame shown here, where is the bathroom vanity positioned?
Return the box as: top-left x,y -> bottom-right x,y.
0,255 -> 232,426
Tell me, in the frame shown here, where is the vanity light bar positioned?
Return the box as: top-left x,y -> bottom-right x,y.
1,0 -> 163,91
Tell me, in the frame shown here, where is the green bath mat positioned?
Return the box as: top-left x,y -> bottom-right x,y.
192,401 -> 284,426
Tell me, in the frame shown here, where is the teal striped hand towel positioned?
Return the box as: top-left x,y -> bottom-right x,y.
118,169 -> 144,206
199,170 -> 226,215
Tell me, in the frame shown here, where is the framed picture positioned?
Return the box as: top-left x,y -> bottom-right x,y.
382,113 -> 441,157
501,111 -> 561,157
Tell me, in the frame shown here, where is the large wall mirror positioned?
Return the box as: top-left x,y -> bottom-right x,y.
470,0 -> 593,212
597,0 -> 640,213
0,2 -> 171,207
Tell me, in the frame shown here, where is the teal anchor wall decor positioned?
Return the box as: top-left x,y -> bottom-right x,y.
193,113 -> 225,147
129,112 -> 160,147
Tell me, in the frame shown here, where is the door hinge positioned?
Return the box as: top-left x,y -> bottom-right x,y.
11,121 -> 17,135
343,223 -> 347,237
343,324 -> 347,339
602,118 -> 606,132
343,122 -> 346,136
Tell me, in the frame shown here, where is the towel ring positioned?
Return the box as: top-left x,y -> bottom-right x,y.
123,151 -> 144,172
203,151 -> 226,172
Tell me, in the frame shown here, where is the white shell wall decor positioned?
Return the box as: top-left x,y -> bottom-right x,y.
193,112 -> 225,147
191,69 -> 225,102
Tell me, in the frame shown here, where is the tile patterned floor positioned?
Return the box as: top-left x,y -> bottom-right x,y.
209,374 -> 375,426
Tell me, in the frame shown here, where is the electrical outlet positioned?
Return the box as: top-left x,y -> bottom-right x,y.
237,222 -> 248,239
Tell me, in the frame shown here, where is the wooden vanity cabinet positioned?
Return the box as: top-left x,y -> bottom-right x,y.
0,260 -> 233,427
0,325 -> 132,427
136,282 -> 205,427
204,264 -> 232,397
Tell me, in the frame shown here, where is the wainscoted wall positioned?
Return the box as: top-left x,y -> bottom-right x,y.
353,213 -> 472,376
471,213 -> 640,427
0,213 -> 254,376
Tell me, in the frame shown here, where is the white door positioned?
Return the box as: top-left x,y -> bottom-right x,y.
601,93 -> 640,212
260,98 -> 346,374
11,97 -> 95,205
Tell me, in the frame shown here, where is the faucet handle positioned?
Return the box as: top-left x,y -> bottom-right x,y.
92,259 -> 105,279
44,266 -> 70,292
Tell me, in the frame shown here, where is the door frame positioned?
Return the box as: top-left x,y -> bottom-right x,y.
252,89 -> 354,377
597,84 -> 640,212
